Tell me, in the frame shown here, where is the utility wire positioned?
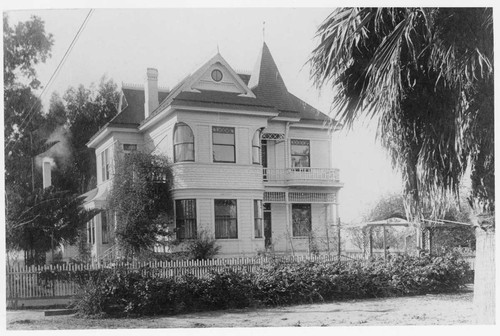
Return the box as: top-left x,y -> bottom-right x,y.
5,9 -> 94,152
422,218 -> 473,227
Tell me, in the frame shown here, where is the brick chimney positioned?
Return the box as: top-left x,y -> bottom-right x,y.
144,68 -> 159,119
42,157 -> 52,188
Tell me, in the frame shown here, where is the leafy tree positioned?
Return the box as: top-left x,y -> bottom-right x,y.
4,14 -> 97,266
63,78 -> 120,193
6,186 -> 99,266
4,13 -> 57,190
4,14 -> 55,189
364,194 -> 406,222
3,14 -> 53,89
108,151 -> 174,257
310,8 -> 493,323
44,92 -> 68,135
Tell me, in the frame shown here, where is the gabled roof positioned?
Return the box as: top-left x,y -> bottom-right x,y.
238,73 -> 251,85
88,43 -> 337,147
114,85 -> 170,124
86,86 -> 169,146
141,43 -> 334,126
146,53 -> 260,122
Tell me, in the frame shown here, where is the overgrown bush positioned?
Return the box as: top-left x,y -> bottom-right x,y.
200,268 -> 255,309
186,231 -> 221,260
71,271 -> 113,316
73,251 -> 471,317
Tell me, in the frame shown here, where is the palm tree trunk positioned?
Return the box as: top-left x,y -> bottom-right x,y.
473,227 -> 495,324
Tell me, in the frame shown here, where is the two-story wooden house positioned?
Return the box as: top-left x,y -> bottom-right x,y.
81,42 -> 343,259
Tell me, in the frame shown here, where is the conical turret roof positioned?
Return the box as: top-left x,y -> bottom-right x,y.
248,42 -> 298,113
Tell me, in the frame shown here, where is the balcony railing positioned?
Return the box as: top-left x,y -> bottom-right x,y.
263,168 -> 340,186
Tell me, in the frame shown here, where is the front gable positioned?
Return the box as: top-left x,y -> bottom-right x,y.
186,54 -> 256,98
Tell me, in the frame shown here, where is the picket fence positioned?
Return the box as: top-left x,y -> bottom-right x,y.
6,252 -> 475,300
6,255 -> 342,300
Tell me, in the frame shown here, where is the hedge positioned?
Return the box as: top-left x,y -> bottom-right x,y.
72,251 -> 471,317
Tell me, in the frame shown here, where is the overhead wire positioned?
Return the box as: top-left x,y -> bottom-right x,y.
5,9 -> 94,152
422,218 -> 473,227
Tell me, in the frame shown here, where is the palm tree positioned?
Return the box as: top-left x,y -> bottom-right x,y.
310,8 -> 494,323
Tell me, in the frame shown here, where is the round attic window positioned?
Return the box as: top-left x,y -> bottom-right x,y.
211,69 -> 223,82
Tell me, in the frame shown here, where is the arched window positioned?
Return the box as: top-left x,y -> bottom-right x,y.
252,129 -> 262,164
173,123 -> 194,162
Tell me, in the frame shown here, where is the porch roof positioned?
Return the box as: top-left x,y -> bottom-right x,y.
82,185 -> 108,209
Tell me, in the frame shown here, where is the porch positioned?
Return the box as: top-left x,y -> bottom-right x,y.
263,168 -> 342,187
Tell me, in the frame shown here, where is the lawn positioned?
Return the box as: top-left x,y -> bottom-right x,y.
7,286 -> 474,329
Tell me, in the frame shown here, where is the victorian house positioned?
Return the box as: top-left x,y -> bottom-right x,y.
81,42 -> 343,259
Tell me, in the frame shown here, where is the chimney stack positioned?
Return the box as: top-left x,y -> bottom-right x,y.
42,157 -> 52,188
144,68 -> 159,119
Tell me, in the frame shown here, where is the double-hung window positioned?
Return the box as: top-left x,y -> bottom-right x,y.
175,199 -> 197,239
212,126 -> 235,163
101,211 -> 110,244
291,139 -> 310,168
214,199 -> 237,239
252,129 -> 261,164
174,123 -> 195,162
101,148 -> 110,181
87,217 -> 96,244
292,204 -> 312,237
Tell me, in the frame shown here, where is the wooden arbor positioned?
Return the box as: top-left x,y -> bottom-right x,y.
361,217 -> 412,261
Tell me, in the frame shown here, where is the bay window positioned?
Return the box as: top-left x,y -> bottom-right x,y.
252,129 -> 261,164
174,123 -> 195,162
101,148 -> 110,181
175,199 -> 197,239
215,199 -> 237,239
213,126 -> 235,163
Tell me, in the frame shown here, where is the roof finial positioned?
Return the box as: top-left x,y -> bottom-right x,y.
217,43 -> 220,54
262,21 -> 266,42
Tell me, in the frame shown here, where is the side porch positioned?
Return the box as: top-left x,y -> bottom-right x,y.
262,189 -> 341,256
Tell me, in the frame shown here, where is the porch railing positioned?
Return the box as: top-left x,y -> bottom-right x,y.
263,168 -> 340,185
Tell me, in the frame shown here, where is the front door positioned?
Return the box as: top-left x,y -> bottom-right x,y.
264,203 -> 272,249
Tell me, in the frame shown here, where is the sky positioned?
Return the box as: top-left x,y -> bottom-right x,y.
4,5 -> 404,222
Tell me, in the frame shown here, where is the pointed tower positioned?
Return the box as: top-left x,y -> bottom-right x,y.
248,42 -> 297,113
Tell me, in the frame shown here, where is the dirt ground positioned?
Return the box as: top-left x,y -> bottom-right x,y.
6,289 -> 475,329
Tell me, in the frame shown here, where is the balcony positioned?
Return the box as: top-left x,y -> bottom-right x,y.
263,168 -> 341,187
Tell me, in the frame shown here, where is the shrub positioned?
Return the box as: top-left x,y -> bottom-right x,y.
71,272 -> 111,316
73,251 -> 471,317
186,231 -> 221,260
200,268 -> 255,309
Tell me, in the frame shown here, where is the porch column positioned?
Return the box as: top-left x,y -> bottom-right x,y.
415,222 -> 424,254
335,200 -> 341,260
383,224 -> 387,261
362,227 -> 368,257
324,204 -> 331,255
369,227 -> 373,258
427,228 -> 433,255
284,122 -> 290,169
285,192 -> 294,255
